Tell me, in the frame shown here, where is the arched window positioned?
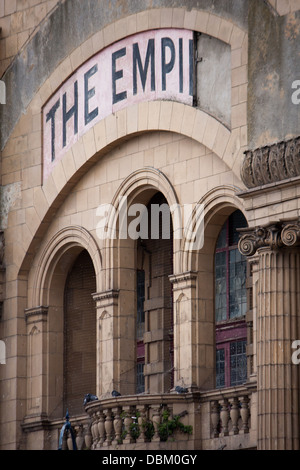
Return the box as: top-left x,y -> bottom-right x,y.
63,250 -> 96,415
215,210 -> 248,389
136,193 -> 174,394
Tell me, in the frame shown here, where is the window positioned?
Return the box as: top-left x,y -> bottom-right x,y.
215,211 -> 248,389
136,269 -> 145,394
63,250 -> 96,415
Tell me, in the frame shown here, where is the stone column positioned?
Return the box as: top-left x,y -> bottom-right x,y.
92,290 -> 119,397
169,271 -> 201,390
239,222 -> 300,450
23,306 -> 49,422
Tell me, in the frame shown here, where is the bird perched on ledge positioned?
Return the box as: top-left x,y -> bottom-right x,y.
112,390 -> 121,397
83,393 -> 98,406
175,385 -> 188,394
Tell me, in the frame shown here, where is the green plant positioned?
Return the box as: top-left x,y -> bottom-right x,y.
158,409 -> 193,442
129,421 -> 140,440
143,420 -> 155,441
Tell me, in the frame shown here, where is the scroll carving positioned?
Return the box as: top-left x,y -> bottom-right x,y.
241,136 -> 300,189
239,219 -> 300,257
238,224 -> 283,257
281,221 -> 300,247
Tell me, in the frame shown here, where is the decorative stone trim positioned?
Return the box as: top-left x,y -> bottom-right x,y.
169,272 -> 198,291
241,136 -> 300,189
92,290 -> 119,309
24,306 -> 48,324
238,218 -> 300,257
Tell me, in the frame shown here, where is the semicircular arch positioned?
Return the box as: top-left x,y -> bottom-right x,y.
28,225 -> 102,308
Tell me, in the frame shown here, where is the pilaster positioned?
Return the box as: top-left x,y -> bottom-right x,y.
23,306 -> 49,424
239,221 -> 300,450
92,290 -> 120,397
169,272 -> 201,391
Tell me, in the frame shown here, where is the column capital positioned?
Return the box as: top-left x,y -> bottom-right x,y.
238,223 -> 283,257
239,218 -> 300,257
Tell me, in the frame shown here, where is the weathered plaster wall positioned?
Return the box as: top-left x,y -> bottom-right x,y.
0,0 -> 60,77
248,1 -> 300,148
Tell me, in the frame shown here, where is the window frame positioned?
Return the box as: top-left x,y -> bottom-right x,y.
215,211 -> 248,389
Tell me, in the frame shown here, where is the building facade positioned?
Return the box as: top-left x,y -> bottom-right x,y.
0,0 -> 300,451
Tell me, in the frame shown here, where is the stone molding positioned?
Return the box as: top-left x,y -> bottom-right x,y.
241,136 -> 300,189
238,219 -> 300,257
169,272 -> 198,291
24,306 -> 49,324
92,290 -> 119,309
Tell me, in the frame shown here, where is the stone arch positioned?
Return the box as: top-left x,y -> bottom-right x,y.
25,226 -> 100,418
28,225 -> 102,309
181,185 -> 247,274
101,167 -> 180,292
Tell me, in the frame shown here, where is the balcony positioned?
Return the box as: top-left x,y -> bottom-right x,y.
57,383 -> 257,450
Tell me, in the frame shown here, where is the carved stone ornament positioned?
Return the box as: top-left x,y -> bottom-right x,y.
241,136 -> 300,189
238,224 -> 283,257
281,220 -> 300,247
239,219 -> 300,257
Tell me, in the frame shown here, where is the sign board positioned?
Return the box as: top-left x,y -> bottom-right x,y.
43,29 -> 194,182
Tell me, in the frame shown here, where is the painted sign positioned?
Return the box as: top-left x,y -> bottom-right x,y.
43,29 -> 194,182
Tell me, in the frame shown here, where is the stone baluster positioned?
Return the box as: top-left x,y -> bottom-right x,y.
123,406 -> 134,444
210,400 -> 220,438
104,408 -> 113,446
84,423 -> 92,450
229,397 -> 240,435
151,405 -> 161,442
94,412 -> 101,448
97,409 -> 106,447
112,406 -> 123,445
239,395 -> 250,434
90,412 -> 98,449
136,405 -> 148,443
75,424 -> 84,450
67,429 -> 74,450
220,399 -> 230,436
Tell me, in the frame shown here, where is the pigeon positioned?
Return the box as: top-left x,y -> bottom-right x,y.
83,393 -> 98,406
175,385 -> 188,394
112,390 -> 121,397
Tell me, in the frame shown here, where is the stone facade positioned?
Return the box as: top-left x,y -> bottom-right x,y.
0,0 -> 300,451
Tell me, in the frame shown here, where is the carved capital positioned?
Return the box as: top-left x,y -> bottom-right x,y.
238,223 -> 283,257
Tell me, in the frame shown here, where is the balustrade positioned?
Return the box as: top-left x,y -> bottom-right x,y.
209,392 -> 251,438
57,387 -> 255,450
